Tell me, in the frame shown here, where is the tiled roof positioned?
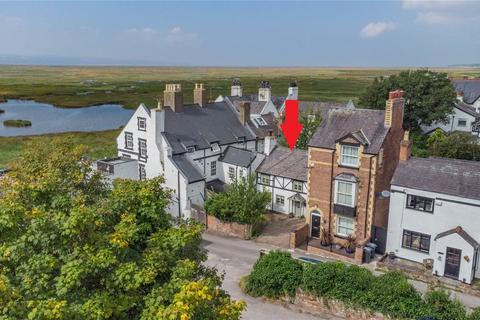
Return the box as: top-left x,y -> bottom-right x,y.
219,146 -> 256,168
435,226 -> 479,248
453,80 -> 480,104
161,102 -> 256,155
257,146 -> 308,181
308,108 -> 389,154
392,157 -> 480,201
171,155 -> 204,183
455,101 -> 479,118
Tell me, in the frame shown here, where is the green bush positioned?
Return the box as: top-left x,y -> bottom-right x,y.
245,251 -> 303,298
302,262 -> 345,297
469,307 -> 480,320
362,272 -> 424,319
421,290 -> 467,320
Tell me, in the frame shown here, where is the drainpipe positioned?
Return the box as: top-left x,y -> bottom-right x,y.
177,171 -> 181,219
328,149 -> 335,252
365,156 -> 373,240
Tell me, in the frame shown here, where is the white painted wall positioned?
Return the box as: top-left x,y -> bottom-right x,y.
258,175 -> 307,215
386,185 -> 480,283
435,233 -> 476,283
422,105 -> 477,134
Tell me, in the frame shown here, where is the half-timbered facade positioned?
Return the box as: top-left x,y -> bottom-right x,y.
256,146 -> 308,216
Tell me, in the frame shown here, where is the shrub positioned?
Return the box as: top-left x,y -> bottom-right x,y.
3,119 -> 32,127
421,290 -> 467,320
362,272 -> 425,319
245,251 -> 302,298
469,307 -> 480,320
302,262 -> 344,297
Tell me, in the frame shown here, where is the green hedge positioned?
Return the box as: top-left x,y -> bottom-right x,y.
246,251 -> 474,320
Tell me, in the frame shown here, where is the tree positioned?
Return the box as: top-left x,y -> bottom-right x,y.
358,69 -> 456,131
205,175 -> 270,225
0,138 -> 244,319
278,109 -> 323,150
427,129 -> 480,160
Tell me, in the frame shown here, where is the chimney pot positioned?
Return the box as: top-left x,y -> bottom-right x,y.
231,78 -> 243,97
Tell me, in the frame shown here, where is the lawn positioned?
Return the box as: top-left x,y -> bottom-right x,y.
0,129 -> 119,167
1,66 -> 478,108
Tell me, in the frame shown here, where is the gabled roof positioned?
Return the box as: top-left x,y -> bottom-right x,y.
161,102 -> 256,155
453,80 -> 480,105
171,155 -> 204,183
435,226 -> 479,248
455,101 -> 479,118
309,108 -> 389,154
257,146 -> 308,181
219,146 -> 256,168
226,94 -> 286,113
392,157 -> 480,201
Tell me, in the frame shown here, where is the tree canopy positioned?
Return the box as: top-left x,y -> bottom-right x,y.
358,69 -> 456,131
278,109 -> 323,150
427,129 -> 480,161
0,139 -> 244,319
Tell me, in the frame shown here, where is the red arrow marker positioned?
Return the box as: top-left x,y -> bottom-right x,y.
280,100 -> 303,150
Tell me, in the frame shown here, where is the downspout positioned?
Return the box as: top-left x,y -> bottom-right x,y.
328,149 -> 335,251
177,171 -> 181,219
365,156 -> 373,240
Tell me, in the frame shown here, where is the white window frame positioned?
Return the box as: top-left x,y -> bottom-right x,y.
125,132 -> 133,150
336,216 -> 355,237
210,161 -> 217,176
276,195 -> 285,206
228,166 -> 235,180
259,173 -> 270,185
211,143 -> 220,153
457,118 -> 467,127
340,145 -> 359,167
292,180 -> 303,192
137,117 -> 147,131
139,164 -> 146,180
138,139 -> 147,158
334,180 -> 356,207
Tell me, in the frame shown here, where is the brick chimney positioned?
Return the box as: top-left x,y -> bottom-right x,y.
194,83 -> 207,107
258,80 -> 272,102
384,89 -> 405,129
399,130 -> 412,161
240,102 -> 250,125
231,78 -> 242,97
164,84 -> 183,113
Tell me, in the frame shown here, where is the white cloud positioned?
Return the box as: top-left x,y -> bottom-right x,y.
403,0 -> 466,10
360,22 -> 395,38
165,26 -> 197,45
416,11 -> 454,24
126,27 -> 157,34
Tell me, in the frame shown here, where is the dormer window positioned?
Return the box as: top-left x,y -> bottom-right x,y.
253,117 -> 267,127
211,143 -> 220,153
138,117 -> 146,131
187,146 -> 195,153
340,145 -> 359,167
237,136 -> 245,143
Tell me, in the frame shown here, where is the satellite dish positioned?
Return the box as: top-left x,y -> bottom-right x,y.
380,190 -> 391,198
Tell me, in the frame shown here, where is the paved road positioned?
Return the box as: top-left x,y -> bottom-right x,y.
202,232 -> 341,320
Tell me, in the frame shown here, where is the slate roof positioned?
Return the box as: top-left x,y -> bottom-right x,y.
392,157 -> 480,201
219,146 -> 256,168
161,102 -> 256,155
248,113 -> 279,138
257,146 -> 308,181
455,101 -> 479,118
453,80 -> 480,104
227,94 -> 286,113
308,108 -> 389,154
171,155 -> 204,183
435,226 -> 479,248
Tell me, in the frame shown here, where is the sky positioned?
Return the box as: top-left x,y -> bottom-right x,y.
0,1 -> 479,67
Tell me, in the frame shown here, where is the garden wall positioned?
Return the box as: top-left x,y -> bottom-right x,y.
207,215 -> 253,239
289,223 -> 309,249
286,290 -> 390,320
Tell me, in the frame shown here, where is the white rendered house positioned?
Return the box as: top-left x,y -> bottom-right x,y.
386,156 -> 480,284
112,83 -> 276,218
422,101 -> 480,137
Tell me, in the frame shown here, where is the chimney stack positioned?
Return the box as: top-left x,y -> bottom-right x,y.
164,84 -> 183,113
264,132 -> 277,156
399,130 -> 412,161
384,89 -> 405,129
231,78 -> 243,97
258,80 -> 272,102
156,98 -> 163,111
194,83 -> 207,107
287,80 -> 298,100
240,102 -> 250,125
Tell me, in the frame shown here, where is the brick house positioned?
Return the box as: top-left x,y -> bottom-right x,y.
306,90 -> 406,261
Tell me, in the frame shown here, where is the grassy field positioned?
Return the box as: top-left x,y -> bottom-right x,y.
0,129 -> 119,167
1,66 -> 479,108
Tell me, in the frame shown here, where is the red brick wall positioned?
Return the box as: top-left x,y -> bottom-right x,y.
206,215 -> 252,239
289,224 -> 309,249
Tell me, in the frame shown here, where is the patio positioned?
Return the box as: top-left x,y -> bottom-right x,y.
255,212 -> 306,248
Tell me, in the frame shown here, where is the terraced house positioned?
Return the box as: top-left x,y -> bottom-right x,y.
306,90 -> 407,260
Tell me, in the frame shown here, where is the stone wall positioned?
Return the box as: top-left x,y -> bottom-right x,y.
286,290 -> 391,320
206,215 -> 253,239
289,223 -> 309,249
